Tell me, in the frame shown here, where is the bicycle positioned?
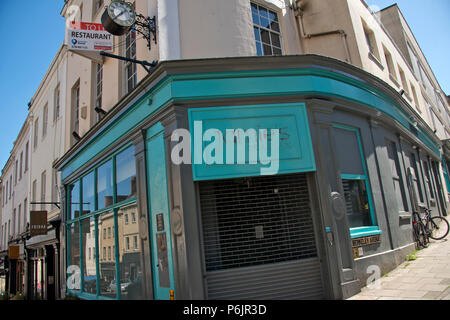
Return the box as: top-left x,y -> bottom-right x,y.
412,210 -> 429,248
420,207 -> 450,241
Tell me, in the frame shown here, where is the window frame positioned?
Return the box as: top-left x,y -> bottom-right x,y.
251,2 -> 283,57
43,103 -> 48,139
332,123 -> 380,239
54,84 -> 60,122
65,143 -> 137,300
95,63 -> 103,123
123,26 -> 137,94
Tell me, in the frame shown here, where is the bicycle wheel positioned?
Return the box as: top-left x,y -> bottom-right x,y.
413,221 -> 428,248
429,216 -> 450,240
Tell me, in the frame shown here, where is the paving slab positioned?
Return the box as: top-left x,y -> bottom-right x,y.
348,235 -> 450,300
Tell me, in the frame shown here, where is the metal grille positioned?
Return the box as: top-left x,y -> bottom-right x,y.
199,173 -> 318,272
342,180 -> 354,215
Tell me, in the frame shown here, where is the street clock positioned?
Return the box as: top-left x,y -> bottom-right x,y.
101,1 -> 136,36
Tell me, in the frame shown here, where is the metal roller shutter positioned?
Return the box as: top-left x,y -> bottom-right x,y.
199,173 -> 324,300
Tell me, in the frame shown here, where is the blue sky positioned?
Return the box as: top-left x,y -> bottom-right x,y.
0,1 -> 65,172
0,1 -> 449,171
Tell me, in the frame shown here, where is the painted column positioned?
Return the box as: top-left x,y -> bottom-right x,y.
157,0 -> 181,61
367,119 -> 396,250
131,130 -> 154,299
160,106 -> 205,299
309,101 -> 359,299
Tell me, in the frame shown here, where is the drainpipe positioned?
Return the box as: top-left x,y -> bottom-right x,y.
291,0 -> 352,64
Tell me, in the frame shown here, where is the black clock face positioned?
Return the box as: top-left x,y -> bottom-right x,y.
108,1 -> 136,27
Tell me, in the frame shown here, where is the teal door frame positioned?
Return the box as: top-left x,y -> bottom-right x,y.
146,123 -> 176,300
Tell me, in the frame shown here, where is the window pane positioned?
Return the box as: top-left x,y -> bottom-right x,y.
82,171 -> 95,214
260,17 -> 270,29
342,179 -> 372,228
117,203 -> 144,299
69,181 -> 80,220
270,33 -> 281,48
268,10 -> 278,22
97,160 -> 113,210
270,21 -> 280,33
251,3 -> 258,16
251,5 -> 260,25
256,41 -> 263,56
116,146 -> 136,202
272,47 -> 282,55
259,6 -> 268,18
261,30 -> 270,44
253,27 -> 261,42
333,127 -> 364,176
82,217 -> 97,294
98,210 -> 116,298
68,223 -> 81,290
263,44 -> 272,55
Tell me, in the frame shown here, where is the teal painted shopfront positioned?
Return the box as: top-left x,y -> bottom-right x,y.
56,55 -> 446,300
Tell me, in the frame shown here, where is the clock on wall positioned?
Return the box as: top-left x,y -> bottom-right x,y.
101,1 -> 136,36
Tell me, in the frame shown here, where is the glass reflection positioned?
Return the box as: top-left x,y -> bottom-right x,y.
98,211 -> 116,298
97,160 -> 113,210
69,181 -> 80,220
82,171 -> 95,215
117,203 -> 143,299
82,217 -> 97,294
116,146 -> 136,202
68,223 -> 81,290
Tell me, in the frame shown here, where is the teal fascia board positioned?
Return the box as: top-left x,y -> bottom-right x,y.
188,103 -> 316,181
350,226 -> 383,239
60,68 -> 441,180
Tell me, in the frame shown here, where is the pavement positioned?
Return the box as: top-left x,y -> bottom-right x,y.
348,235 -> 450,300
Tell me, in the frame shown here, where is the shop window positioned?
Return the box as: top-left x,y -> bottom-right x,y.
251,2 -> 282,56
116,146 -> 136,201
65,145 -> 142,299
69,181 -> 80,220
68,223 -> 81,291
342,179 -> 372,227
97,160 -> 113,210
98,211 -> 116,298
82,217 -> 97,294
82,171 -> 95,215
333,124 -> 379,237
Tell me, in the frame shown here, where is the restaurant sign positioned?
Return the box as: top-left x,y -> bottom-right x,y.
68,21 -> 114,52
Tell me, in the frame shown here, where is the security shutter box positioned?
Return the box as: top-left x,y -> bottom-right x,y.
199,173 -> 324,300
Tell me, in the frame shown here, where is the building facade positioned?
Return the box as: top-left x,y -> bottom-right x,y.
0,117 -> 32,298
1,0 -> 449,300
24,44 -> 69,300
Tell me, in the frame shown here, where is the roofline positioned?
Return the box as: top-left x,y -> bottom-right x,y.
379,3 -> 448,100
54,54 -> 443,170
29,44 -> 67,110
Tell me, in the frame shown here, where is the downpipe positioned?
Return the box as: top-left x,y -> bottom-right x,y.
290,0 -> 352,64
